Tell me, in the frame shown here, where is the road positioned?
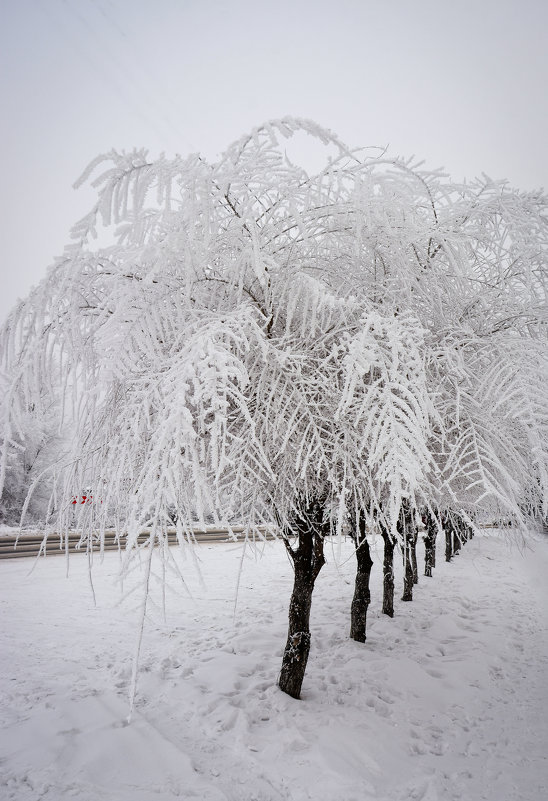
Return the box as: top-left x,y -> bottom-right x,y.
0,527 -> 274,559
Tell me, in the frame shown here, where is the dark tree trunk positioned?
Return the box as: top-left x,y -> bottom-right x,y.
278,565 -> 315,699
459,516 -> 469,545
453,517 -> 462,556
443,514 -> 453,562
399,499 -> 416,602
422,507 -> 437,577
349,513 -> 374,643
278,497 -> 327,700
456,514 -> 473,547
380,523 -> 395,617
401,537 -> 414,601
411,528 -> 419,585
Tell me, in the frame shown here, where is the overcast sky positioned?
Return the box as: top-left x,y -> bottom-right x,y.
1,0 -> 547,322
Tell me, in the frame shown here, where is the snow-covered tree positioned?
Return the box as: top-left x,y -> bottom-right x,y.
1,118 -> 547,699
0,351 -> 68,526
311,151 -> 548,574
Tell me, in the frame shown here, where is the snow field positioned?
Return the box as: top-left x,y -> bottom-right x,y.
1,530 -> 547,800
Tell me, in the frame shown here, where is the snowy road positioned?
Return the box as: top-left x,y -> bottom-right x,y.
1,530 -> 547,800
0,527 -> 273,559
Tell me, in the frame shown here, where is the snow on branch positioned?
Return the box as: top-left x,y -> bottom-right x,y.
1,119 -> 547,543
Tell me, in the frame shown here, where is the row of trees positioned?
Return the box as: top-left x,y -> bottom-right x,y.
1,119 -> 547,699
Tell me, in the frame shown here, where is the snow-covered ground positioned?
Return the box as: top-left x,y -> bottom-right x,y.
1,530 -> 547,801
0,526 -> 37,537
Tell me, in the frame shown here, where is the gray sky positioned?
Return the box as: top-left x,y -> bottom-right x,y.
1,0 -> 547,322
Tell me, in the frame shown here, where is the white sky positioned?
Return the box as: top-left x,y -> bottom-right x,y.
1,0 -> 547,322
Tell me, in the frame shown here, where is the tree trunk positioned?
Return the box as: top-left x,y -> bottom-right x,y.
456,514 -> 471,547
349,513 -> 374,643
459,516 -> 469,545
443,514 -> 453,562
399,500 -> 415,601
401,536 -> 414,601
453,516 -> 462,556
278,563 -> 315,699
278,497 -> 327,700
422,507 -> 437,577
411,528 -> 419,585
380,524 -> 395,617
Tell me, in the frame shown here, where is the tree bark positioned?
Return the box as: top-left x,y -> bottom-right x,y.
349,513 -> 374,643
380,523 -> 395,617
453,516 -> 462,556
410,528 -> 419,585
401,537 -> 414,601
422,507 -> 437,577
278,497 -> 327,700
459,516 -> 469,545
443,514 -> 453,562
455,514 -> 470,547
399,500 -> 415,601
